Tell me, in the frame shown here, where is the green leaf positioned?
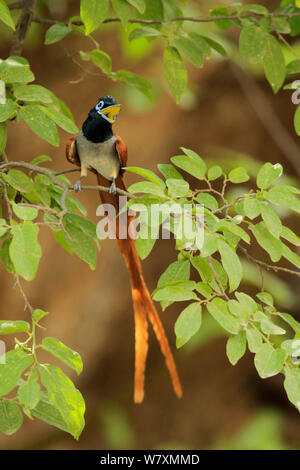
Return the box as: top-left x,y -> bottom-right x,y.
235,292 -> 258,315
14,84 -> 53,104
128,181 -> 166,196
246,326 -> 263,353
12,203 -> 38,221
45,23 -> 70,45
38,364 -> 85,439
19,105 -> 59,146
217,220 -> 250,244
254,344 -> 285,378
228,167 -> 250,183
195,193 -> 218,211
0,320 -> 30,335
166,178 -> 190,197
294,104 -> 300,136
136,227 -> 157,260
171,155 -> 206,181
208,165 -> 223,181
278,312 -> 300,336
239,25 -> 267,64
265,186 -> 300,213
82,49 -> 112,75
0,99 -> 16,122
0,62 -> 34,84
125,166 -> 164,186
172,36 -> 204,68
281,226 -> 300,246
158,163 -> 183,180
10,223 -> 42,281
31,392 -> 68,433
39,106 -> 79,134
210,6 -> 232,29
163,46 -> 187,103
284,368 -> 300,412
0,238 -> 15,273
260,203 -> 282,238
0,121 -> 7,155
113,70 -> 152,100
17,369 -> 40,410
112,0 -> 131,28
127,0 -> 146,13
218,239 -> 243,292
263,35 -> 286,93
191,255 -> 213,283
30,155 -> 52,165
2,169 -> 33,193
0,400 -> 22,435
260,319 -> 286,336
129,26 -> 161,41
0,0 -> 15,30
64,214 -> 97,241
282,243 -> 300,269
240,4 -> 268,15
226,331 -> 247,365
207,298 -> 240,334
200,35 -> 227,57
41,337 -> 83,375
256,292 -> 274,307
250,222 -> 283,262
286,60 -> 300,75
64,219 -> 97,269
80,0 -> 110,35
157,259 -> 190,288
243,197 -> 260,220
33,308 -> 49,323
153,282 -> 197,302
257,162 -> 282,189
0,349 -> 33,396
175,302 -> 202,348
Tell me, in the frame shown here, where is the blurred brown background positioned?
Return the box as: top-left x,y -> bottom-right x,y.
1,0 -> 300,449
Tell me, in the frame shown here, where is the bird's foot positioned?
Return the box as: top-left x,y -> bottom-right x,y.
73,179 -> 82,192
109,179 -> 117,195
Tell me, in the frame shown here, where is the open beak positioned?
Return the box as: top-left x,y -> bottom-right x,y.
100,104 -> 121,123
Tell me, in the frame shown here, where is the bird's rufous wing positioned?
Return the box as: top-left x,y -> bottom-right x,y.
115,133 -> 128,175
66,135 -> 80,167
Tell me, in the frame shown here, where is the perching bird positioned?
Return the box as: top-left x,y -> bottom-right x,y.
66,96 -> 182,403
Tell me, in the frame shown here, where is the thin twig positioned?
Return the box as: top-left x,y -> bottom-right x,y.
31,11 -> 300,27
239,245 -> 300,278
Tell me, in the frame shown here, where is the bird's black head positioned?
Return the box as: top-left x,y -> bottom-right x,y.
88,96 -> 121,124
83,96 -> 121,143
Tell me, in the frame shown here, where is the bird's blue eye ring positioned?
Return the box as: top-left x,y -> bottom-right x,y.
95,100 -> 104,113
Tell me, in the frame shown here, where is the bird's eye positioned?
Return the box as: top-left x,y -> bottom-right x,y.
95,100 -> 104,112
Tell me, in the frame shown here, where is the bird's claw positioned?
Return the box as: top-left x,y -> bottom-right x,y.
73,180 -> 82,192
109,180 -> 117,195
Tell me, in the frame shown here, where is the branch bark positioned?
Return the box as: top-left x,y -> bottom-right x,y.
10,0 -> 37,56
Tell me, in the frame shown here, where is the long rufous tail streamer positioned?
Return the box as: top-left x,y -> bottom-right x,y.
96,173 -> 182,403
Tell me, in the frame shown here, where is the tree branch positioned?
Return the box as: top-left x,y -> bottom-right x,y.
10,0 -> 37,56
0,161 -> 134,198
31,11 -> 300,27
239,246 -> 300,278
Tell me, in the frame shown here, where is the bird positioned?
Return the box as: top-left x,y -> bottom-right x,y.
66,95 -> 182,403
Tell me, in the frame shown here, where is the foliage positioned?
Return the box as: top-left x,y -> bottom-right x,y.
0,0 -> 300,441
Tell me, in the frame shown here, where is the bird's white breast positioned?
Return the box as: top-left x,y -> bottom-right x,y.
76,131 -> 120,181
